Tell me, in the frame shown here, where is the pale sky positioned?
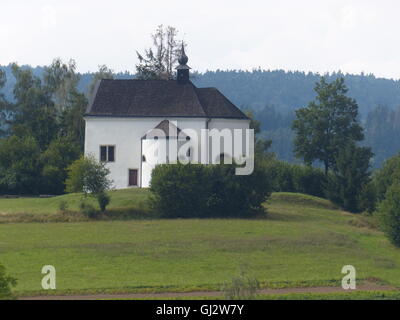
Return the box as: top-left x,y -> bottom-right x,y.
1,0 -> 400,79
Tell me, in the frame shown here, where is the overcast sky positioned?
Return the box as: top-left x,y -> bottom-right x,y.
1,0 -> 399,79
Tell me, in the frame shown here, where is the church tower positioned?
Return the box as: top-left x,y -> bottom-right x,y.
176,43 -> 190,84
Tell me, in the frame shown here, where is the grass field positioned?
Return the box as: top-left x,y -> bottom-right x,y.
0,188 -> 149,215
1,190 -> 400,299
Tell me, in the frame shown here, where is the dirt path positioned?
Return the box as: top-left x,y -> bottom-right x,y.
19,284 -> 396,300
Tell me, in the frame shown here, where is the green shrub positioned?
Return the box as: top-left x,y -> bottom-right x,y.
292,165 -> 326,197
358,182 -> 377,214
378,183 -> 400,247
222,271 -> 260,300
58,200 -> 69,212
66,155 -> 113,211
96,192 -> 110,212
0,263 -> 17,300
0,135 -> 41,195
40,136 -> 81,195
373,154 -> 400,202
325,143 -> 373,213
79,201 -> 99,219
206,164 -> 271,218
66,155 -> 112,194
150,163 -> 271,218
263,159 -> 325,197
271,161 -> 295,192
150,164 -> 208,218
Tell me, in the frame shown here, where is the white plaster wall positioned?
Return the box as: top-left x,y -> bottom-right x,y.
141,138 -> 190,188
85,117 -> 208,189
85,117 -> 250,189
208,119 -> 250,164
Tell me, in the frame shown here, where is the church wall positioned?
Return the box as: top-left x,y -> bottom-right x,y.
208,119 -> 251,164
84,117 -> 209,189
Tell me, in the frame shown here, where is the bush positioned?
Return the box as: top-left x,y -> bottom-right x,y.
0,263 -> 17,300
206,164 -> 271,218
96,192 -> 110,212
325,143 -> 373,213
373,154 -> 400,202
358,182 -> 377,214
378,183 -> 400,247
270,161 -> 295,192
222,271 -> 260,300
79,201 -> 99,219
40,136 -> 81,195
263,159 -> 325,197
292,165 -> 326,197
66,155 -> 113,211
0,135 -> 41,195
150,164 -> 207,218
150,163 -> 271,218
58,200 -> 69,212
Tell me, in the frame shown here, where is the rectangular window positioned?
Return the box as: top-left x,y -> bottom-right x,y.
128,169 -> 138,187
100,146 -> 107,162
108,146 -> 115,162
100,145 -> 115,162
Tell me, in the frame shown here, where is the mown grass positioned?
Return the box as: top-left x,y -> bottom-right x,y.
0,191 -> 399,298
0,189 -> 152,223
0,188 -> 149,215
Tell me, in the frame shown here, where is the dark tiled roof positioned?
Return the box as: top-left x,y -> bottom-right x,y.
86,79 -> 248,120
195,87 -> 248,119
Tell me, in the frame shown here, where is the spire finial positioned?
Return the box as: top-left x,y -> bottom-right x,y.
178,42 -> 188,65
176,42 -> 190,84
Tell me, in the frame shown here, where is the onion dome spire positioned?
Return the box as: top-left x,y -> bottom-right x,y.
176,42 -> 190,84
178,43 -> 189,65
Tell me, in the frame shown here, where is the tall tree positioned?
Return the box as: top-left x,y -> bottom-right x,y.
43,58 -> 79,114
10,63 -> 58,150
0,135 -> 42,194
136,25 -> 183,80
88,64 -> 114,96
292,77 -> 364,174
43,58 -> 87,150
58,90 -> 87,151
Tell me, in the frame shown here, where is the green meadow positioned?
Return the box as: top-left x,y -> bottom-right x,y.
0,190 -> 400,298
0,188 -> 149,215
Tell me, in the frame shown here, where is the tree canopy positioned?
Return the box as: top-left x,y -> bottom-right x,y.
292,77 -> 364,174
135,25 -> 183,80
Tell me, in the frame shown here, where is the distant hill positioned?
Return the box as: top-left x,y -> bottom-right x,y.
1,64 -> 400,116
2,64 -> 400,168
0,64 -> 134,103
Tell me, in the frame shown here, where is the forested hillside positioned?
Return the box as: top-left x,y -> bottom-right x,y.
2,65 -> 400,113
1,64 -> 400,168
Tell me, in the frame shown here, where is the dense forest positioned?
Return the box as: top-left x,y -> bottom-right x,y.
1,64 -> 400,168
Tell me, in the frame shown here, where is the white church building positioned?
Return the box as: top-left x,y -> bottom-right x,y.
84,47 -> 250,189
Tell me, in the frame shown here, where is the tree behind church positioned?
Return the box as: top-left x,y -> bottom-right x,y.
292,77 -> 364,175
135,25 -> 183,80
